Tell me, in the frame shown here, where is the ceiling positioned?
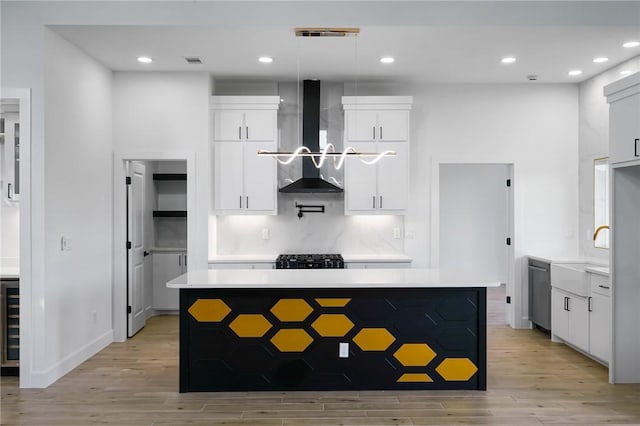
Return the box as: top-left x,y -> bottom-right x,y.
52,23 -> 640,84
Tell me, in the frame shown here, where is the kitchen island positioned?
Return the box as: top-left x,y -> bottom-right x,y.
168,269 -> 500,392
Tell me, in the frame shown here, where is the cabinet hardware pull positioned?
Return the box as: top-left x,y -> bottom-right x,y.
588,296 -> 592,312
566,297 -> 570,312
246,126 -> 249,140
246,196 -> 249,209
373,127 -> 376,140
238,126 -> 242,140
239,195 -> 242,208
178,255 -> 181,266
380,126 -> 383,140
372,196 -> 376,208
184,254 -> 187,267
635,138 -> 639,157
528,265 -> 548,273
380,196 -> 383,209
598,284 -> 610,289
7,183 -> 12,199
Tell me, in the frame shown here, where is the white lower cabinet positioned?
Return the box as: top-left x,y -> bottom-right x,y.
589,292 -> 610,363
152,251 -> 185,310
551,288 -> 589,352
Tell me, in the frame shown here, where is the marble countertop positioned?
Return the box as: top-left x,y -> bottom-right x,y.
208,254 -> 412,264
167,268 -> 500,289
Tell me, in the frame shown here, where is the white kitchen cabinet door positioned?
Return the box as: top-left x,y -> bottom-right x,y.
567,294 -> 589,352
377,142 -> 408,211
609,92 -> 640,165
243,142 -> 276,212
345,110 -> 378,142
214,110 -> 245,141
214,142 -> 244,211
244,110 -> 276,142
152,252 -> 183,310
345,142 -> 378,212
378,110 -> 409,142
552,288 -> 570,342
589,293 -> 611,363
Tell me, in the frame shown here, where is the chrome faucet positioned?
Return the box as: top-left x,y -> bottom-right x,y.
593,225 -> 610,240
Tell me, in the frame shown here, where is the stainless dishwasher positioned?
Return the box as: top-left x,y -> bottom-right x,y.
528,259 -> 551,331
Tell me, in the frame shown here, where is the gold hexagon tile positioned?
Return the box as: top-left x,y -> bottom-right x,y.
352,328 -> 396,351
270,329 -> 314,352
229,314 -> 272,338
311,314 -> 355,337
187,299 -> 231,322
315,298 -> 351,307
270,299 -> 314,322
436,358 -> 478,381
397,373 -> 434,383
393,343 -> 437,367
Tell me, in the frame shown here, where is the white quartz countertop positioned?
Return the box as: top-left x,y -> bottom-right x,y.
208,254 -> 412,264
0,267 -> 20,279
528,254 -> 608,266
585,266 -> 610,276
167,268 -> 500,289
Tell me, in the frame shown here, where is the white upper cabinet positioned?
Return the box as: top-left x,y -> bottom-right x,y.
605,73 -> 640,165
211,96 -> 279,215
342,96 -> 412,215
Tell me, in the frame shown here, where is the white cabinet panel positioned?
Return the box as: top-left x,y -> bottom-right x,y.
214,110 -> 244,141
152,252 -> 184,310
609,94 -> 640,165
243,142 -> 276,212
567,295 -> 589,352
345,142 -> 378,211
214,142 -> 244,211
377,142 -> 408,211
589,292 -> 611,363
378,110 -> 409,142
345,110 -> 378,142
244,110 -> 276,142
552,288 -> 570,342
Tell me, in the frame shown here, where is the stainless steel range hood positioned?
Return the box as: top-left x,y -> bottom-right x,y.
279,80 -> 344,194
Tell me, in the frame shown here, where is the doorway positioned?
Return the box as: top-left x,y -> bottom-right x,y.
116,155 -> 192,341
438,163 -> 514,325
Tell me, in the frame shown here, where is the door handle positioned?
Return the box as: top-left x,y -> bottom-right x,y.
373,126 -> 376,140
528,265 -> 548,273
372,196 -> 376,209
566,297 -> 571,312
7,183 -> 13,199
239,195 -> 242,208
183,254 -> 187,267
588,296 -> 592,312
379,196 -> 383,209
246,196 -> 249,209
178,255 -> 182,266
635,138 -> 639,157
379,126 -> 383,140
598,284 -> 610,289
238,126 -> 242,140
246,126 -> 249,140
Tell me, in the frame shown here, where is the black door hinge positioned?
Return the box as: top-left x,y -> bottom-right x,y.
126,176 -> 132,185
506,179 -> 511,187
506,237 -> 511,246
127,306 -> 132,314
126,241 -> 132,250
506,296 -> 511,304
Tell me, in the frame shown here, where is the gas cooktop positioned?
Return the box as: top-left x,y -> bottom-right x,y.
275,254 -> 344,269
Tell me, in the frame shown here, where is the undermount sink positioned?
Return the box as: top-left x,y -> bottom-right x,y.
551,262 -> 601,296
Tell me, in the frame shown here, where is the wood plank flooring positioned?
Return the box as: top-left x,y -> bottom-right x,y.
3,285 -> 640,425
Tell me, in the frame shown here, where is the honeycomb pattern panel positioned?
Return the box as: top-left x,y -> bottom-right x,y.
435,358 -> 478,381
271,329 -> 314,352
229,314 -> 272,337
435,296 -> 477,321
397,373 -> 434,383
393,343 -> 437,367
311,314 -> 355,337
352,328 -> 396,351
188,299 -> 231,322
270,299 -> 314,322
315,298 -> 351,307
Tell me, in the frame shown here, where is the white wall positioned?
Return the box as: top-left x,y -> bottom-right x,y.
40,29 -> 114,386
578,56 -> 640,260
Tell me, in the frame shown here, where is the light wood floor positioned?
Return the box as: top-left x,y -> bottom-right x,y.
3,286 -> 640,426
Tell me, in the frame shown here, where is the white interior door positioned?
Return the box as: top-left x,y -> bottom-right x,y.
127,161 -> 146,337
439,164 -> 509,283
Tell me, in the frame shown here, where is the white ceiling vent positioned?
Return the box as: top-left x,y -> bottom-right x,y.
184,56 -> 203,65
294,28 -> 360,37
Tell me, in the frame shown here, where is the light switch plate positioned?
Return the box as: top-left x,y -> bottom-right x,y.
339,342 -> 349,358
261,228 -> 270,240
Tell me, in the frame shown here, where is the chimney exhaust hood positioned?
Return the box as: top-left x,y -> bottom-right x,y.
279,80 -> 344,194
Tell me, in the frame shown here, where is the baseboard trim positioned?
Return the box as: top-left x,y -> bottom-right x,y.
27,329 -> 113,388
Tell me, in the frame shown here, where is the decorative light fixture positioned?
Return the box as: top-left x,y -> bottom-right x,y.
259,27 -> 395,170
258,143 -> 396,170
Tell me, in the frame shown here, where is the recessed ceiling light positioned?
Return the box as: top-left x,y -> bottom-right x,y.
593,57 -> 608,63
137,56 -> 152,64
258,56 -> 273,63
620,70 -> 633,76
501,57 -> 516,64
380,56 -> 395,64
623,41 -> 640,48
568,70 -> 583,76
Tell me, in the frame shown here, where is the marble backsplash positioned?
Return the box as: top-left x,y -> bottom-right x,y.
215,193 -> 405,255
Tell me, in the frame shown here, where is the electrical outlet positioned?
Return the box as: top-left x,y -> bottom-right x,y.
261,228 -> 270,240
60,236 -> 72,251
339,342 -> 349,358
393,227 -> 401,239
